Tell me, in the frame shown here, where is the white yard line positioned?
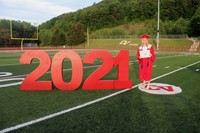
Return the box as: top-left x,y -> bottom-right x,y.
0,54 -> 185,67
0,65 -> 102,80
1,60 -> 200,133
0,55 -> 187,80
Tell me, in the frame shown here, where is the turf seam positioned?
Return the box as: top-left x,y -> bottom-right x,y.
0,54 -> 185,80
0,54 -> 185,67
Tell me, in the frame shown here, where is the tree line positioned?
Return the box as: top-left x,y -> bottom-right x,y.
0,19 -> 37,47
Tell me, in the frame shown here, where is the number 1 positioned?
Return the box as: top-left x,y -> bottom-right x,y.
114,50 -> 132,89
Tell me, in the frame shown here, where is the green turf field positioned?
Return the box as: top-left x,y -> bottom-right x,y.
0,50 -> 200,133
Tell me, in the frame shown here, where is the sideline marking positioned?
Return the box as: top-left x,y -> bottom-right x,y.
1,60 -> 200,133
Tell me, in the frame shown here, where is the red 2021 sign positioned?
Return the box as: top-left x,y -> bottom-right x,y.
20,50 -> 132,91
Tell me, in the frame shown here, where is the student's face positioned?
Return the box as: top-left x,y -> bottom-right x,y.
142,38 -> 148,45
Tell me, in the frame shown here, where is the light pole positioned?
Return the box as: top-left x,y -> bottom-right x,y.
87,27 -> 90,47
157,0 -> 160,50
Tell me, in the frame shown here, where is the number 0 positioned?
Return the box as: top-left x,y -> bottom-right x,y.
51,50 -> 83,90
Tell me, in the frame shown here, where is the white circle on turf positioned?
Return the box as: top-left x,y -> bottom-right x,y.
138,83 -> 182,95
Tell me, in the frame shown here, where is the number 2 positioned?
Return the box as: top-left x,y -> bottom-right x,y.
51,50 -> 83,90
82,51 -> 114,90
20,51 -> 52,90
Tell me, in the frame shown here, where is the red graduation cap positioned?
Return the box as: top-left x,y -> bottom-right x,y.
140,34 -> 150,39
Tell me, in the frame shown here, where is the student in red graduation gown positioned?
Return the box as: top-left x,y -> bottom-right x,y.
136,34 -> 156,89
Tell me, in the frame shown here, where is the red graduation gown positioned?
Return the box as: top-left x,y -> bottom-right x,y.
136,44 -> 156,81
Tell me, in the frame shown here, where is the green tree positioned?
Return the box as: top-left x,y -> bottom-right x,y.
188,7 -> 200,37
188,17 -> 200,37
173,18 -> 189,34
39,29 -> 52,45
111,29 -> 126,36
51,27 -> 66,46
0,28 -> 20,47
0,28 -> 12,47
66,23 -> 86,46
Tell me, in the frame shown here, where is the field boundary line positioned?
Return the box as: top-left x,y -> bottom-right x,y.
1,60 -> 200,133
0,54 -> 186,67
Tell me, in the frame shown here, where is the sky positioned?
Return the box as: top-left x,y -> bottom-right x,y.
0,0 -> 102,25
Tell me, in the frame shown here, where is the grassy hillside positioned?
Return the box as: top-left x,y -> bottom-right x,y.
86,38 -> 192,52
38,37 -> 193,52
91,21 -> 145,36
86,20 -> 193,52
